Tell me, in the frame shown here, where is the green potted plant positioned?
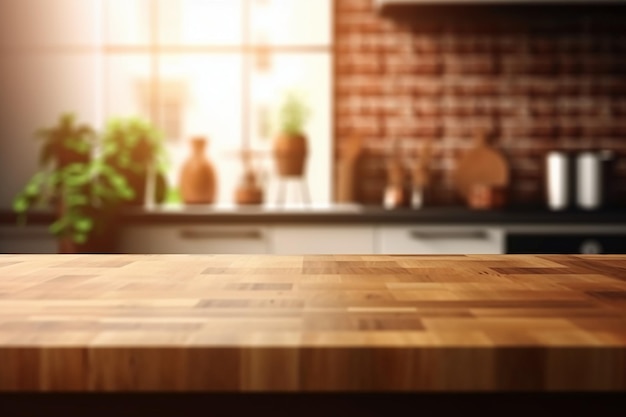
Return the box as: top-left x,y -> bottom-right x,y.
36,112 -> 95,169
13,114 -> 135,253
101,117 -> 169,205
273,91 -> 311,177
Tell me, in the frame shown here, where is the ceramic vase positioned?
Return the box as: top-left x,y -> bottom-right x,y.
179,137 -> 216,204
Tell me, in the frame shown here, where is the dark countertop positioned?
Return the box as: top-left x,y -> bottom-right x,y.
2,204 -> 626,226
120,204 -> 626,225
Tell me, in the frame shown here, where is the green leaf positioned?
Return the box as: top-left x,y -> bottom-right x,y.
73,233 -> 88,244
165,187 -> 181,204
49,218 -> 68,236
13,197 -> 29,213
66,194 -> 89,207
119,186 -> 135,200
24,181 -> 42,196
278,91 -> 311,136
75,217 -> 93,233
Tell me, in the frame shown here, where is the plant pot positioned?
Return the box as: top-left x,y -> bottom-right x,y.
57,233 -> 118,254
55,203 -> 121,254
273,134 -> 307,177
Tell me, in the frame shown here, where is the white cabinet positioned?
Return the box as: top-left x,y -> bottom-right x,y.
118,224 -> 271,254
271,225 -> 375,255
118,223 -> 505,255
121,224 -> 374,255
0,226 -> 57,254
376,226 -> 505,255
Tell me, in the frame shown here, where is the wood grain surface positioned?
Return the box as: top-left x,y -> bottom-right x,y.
0,254 -> 625,392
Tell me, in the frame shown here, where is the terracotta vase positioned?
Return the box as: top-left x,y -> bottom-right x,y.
180,137 -> 216,204
235,170 -> 263,205
273,134 -> 307,177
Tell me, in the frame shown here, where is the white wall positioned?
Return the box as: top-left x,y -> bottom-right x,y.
0,0 -> 100,208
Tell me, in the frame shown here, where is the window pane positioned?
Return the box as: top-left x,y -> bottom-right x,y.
105,0 -> 151,46
104,55 -> 152,121
158,0 -> 243,46
249,53 -> 332,204
250,0 -> 331,47
0,0 -> 99,47
158,54 -> 243,204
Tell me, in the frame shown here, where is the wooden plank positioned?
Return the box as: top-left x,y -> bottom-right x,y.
0,254 -> 625,391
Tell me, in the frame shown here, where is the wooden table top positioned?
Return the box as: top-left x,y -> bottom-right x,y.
0,254 -> 625,391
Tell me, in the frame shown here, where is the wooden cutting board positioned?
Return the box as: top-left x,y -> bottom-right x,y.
453,132 -> 509,200
336,134 -> 363,202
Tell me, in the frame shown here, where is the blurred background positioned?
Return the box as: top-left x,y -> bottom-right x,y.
0,0 -> 625,255
0,0 -> 332,205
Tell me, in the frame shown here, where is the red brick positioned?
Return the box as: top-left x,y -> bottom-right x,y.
583,124 -> 613,139
558,121 -> 583,138
441,102 -> 470,118
444,124 -> 475,139
445,55 -> 499,75
612,101 -> 626,117
334,4 -> 626,206
558,57 -> 583,75
413,82 -> 444,97
500,123 -> 529,138
447,81 -> 500,97
583,58 -> 617,75
414,101 -> 442,118
528,81 -> 559,98
528,57 -> 559,75
337,15 -> 386,34
496,36 -> 527,54
444,38 -> 497,54
529,102 -> 558,117
412,37 -> 442,54
336,0 -> 373,13
530,38 -> 558,54
501,57 -> 529,76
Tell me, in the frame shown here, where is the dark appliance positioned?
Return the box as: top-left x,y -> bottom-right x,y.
507,233 -> 626,254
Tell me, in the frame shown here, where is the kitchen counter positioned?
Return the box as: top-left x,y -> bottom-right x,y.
3,205 -> 625,226
1,254 -> 625,391
123,204 -> 626,225
77,203 -> 626,226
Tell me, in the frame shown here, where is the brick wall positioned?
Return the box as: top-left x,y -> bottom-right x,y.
334,0 -> 626,207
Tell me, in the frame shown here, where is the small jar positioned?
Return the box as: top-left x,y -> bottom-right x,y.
468,184 -> 506,210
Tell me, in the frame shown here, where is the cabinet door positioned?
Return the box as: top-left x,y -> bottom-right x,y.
271,225 -> 375,255
377,226 -> 505,255
119,224 -> 270,254
0,226 -> 57,254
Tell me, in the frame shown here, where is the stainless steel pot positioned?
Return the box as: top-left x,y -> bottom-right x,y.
546,150 -> 615,211
576,150 -> 614,211
546,151 -> 573,211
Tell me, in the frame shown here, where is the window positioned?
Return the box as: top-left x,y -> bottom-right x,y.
104,0 -> 333,204
0,0 -> 333,205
